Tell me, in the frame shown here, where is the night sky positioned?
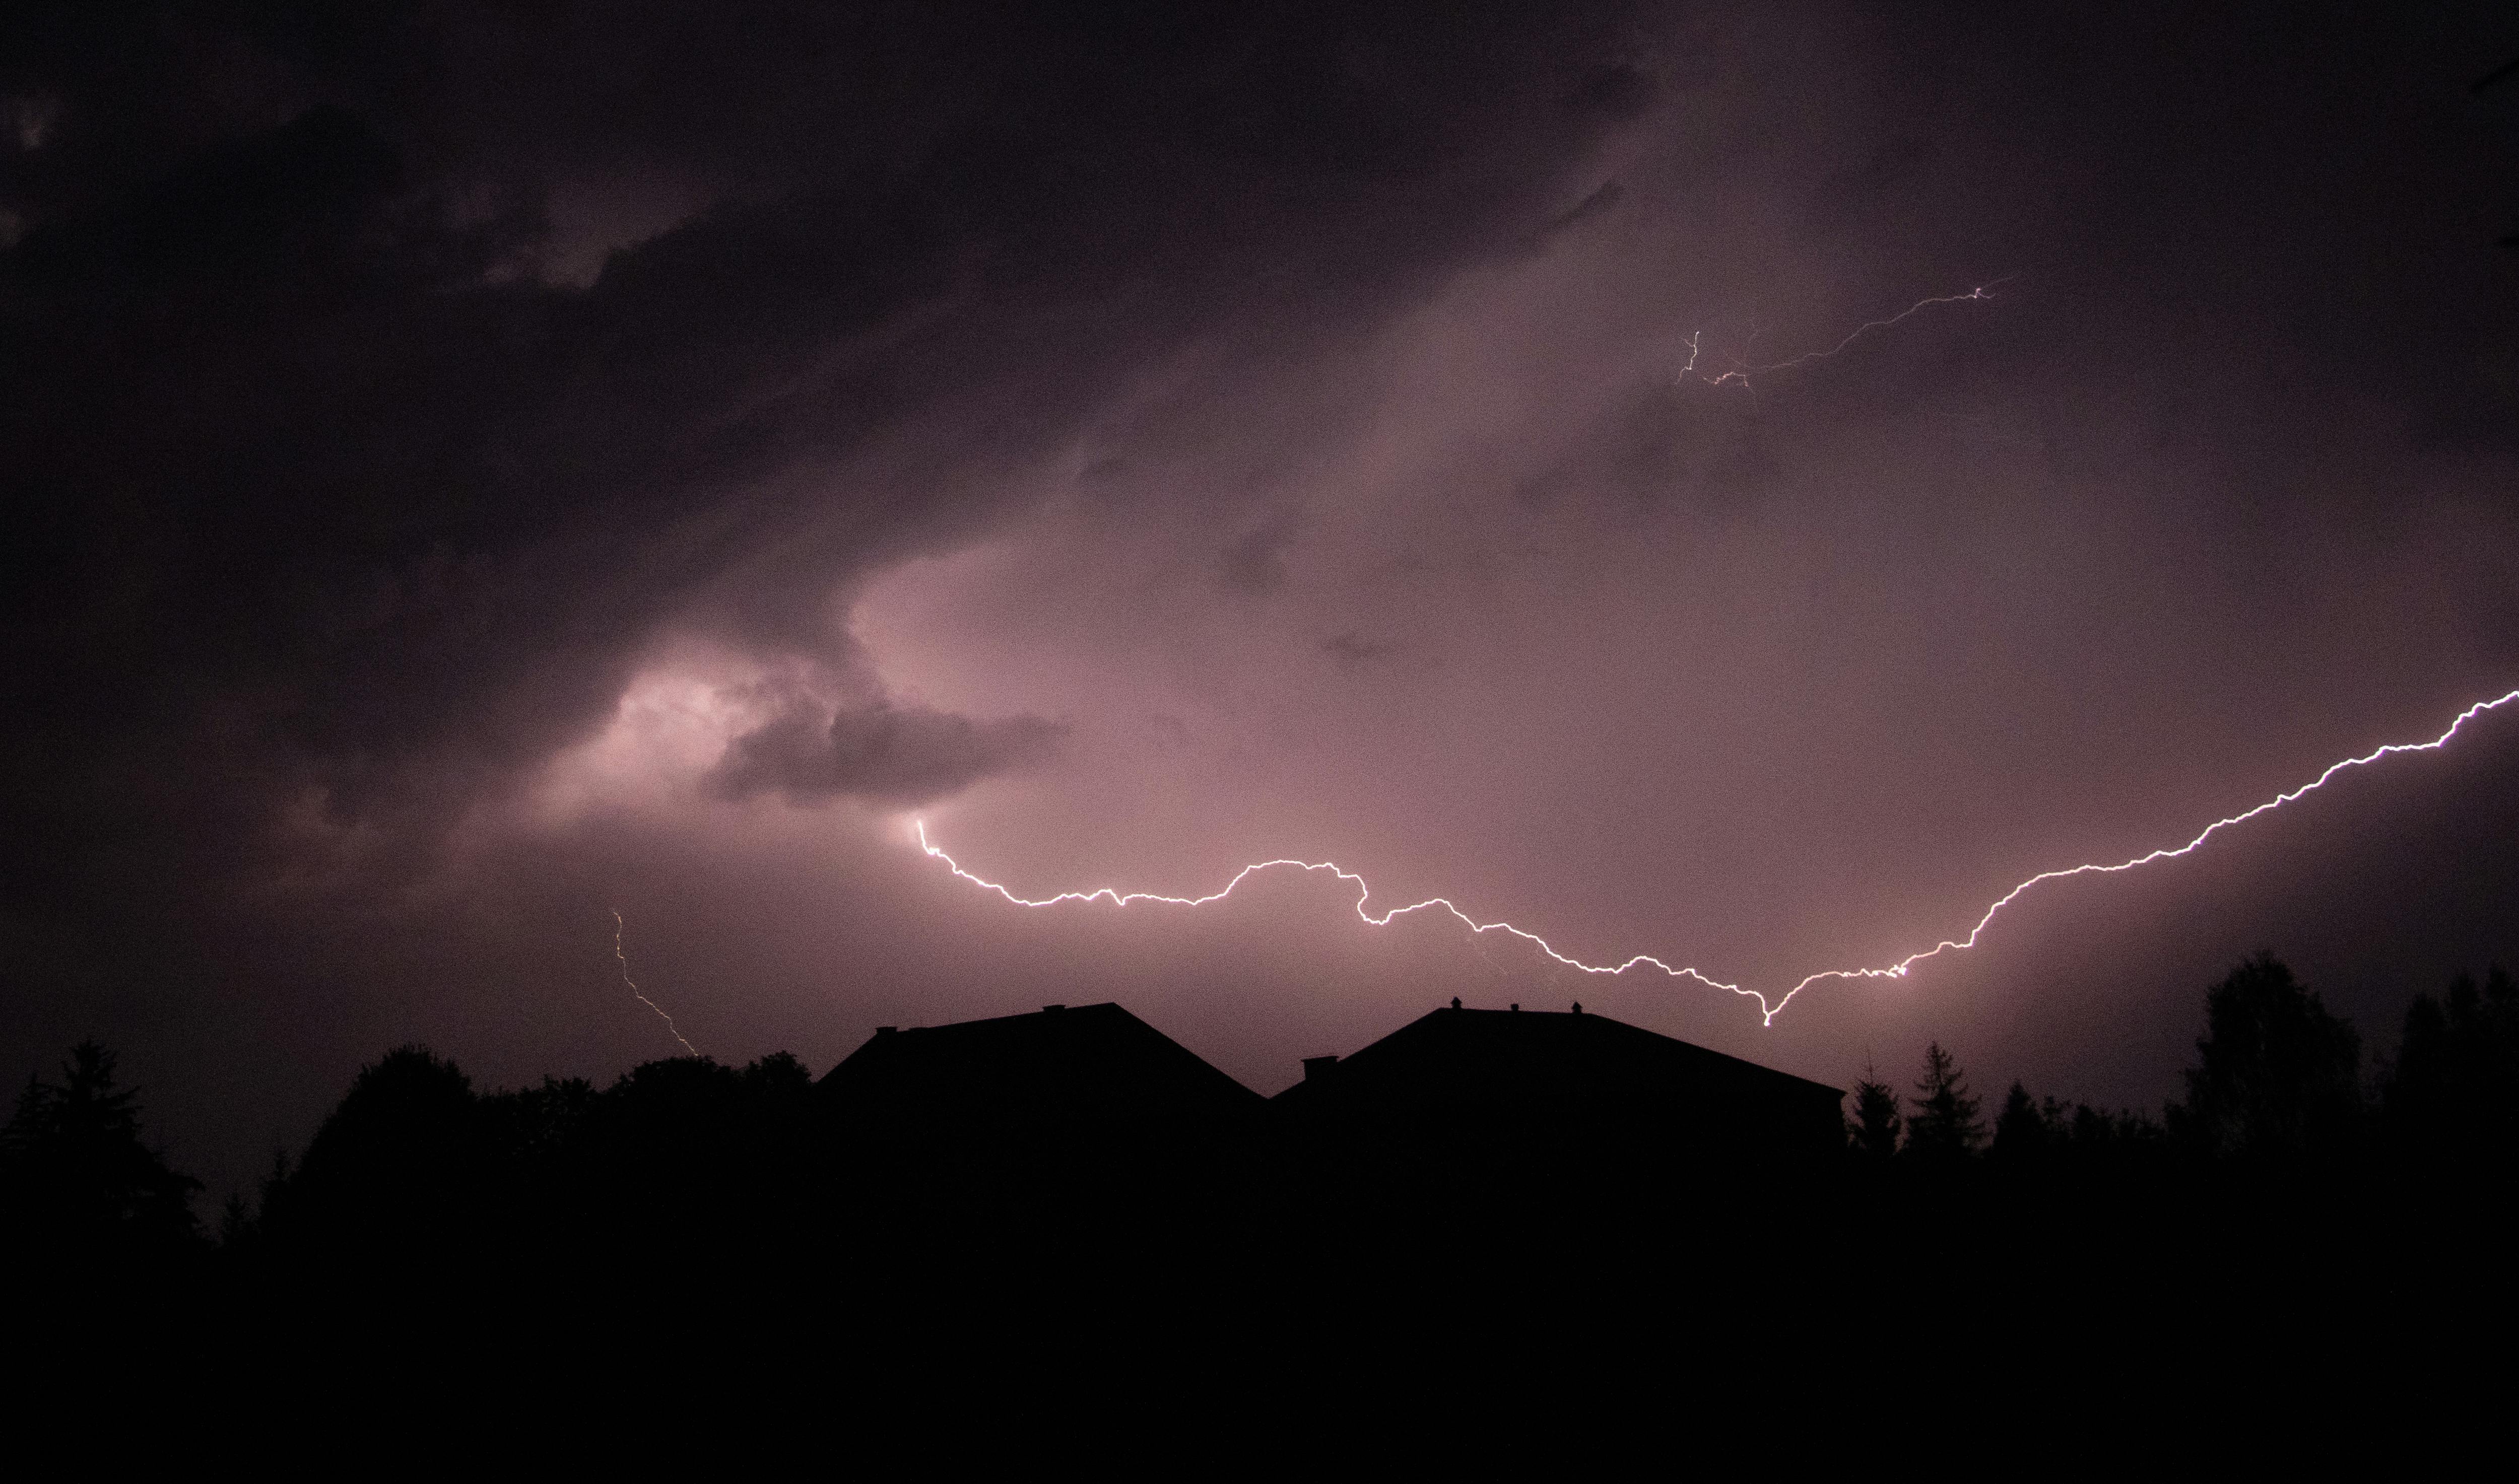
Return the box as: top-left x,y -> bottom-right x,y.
8,2 -> 2519,1204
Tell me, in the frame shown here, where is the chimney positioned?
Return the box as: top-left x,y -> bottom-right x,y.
1301,1055 -> 1340,1082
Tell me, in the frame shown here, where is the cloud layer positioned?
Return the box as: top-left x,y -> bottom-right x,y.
714,695 -> 1066,807
5,2 -> 2518,1204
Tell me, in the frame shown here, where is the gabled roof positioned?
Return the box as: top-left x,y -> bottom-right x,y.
1273,1004 -> 1843,1159
1278,1004 -> 1839,1103
818,1002 -> 1262,1140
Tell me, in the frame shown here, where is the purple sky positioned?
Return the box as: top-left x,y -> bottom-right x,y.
7,2 -> 2519,1201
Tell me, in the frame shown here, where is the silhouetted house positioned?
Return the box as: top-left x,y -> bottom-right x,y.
1273,1004 -> 1843,1190
817,1003 -> 1263,1219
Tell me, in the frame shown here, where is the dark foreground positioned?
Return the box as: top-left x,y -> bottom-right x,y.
7,957 -> 2516,1419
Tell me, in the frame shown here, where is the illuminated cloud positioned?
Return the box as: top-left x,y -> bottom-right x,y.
6,1 -> 2517,1207
712,695 -> 1066,807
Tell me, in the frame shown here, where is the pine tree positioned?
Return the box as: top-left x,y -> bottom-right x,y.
1847,1062 -> 1903,1162
1990,1081 -> 2050,1163
0,1042 -> 202,1257
1904,1042 -> 1984,1161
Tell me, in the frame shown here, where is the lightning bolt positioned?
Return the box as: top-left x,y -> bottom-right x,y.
613,909 -> 701,1056
917,687 -> 2519,1025
1682,278 -> 2015,390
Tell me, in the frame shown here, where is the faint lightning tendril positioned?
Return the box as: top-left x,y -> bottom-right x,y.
1681,278 -> 2015,391
916,688 -> 2519,1026
613,909 -> 700,1056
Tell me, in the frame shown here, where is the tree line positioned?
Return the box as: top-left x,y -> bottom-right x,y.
7,952 -> 2516,1277
1844,953 -> 2518,1173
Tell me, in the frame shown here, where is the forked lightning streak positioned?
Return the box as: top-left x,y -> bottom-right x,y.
1681,279 -> 2014,390
614,909 -> 701,1055
916,688 -> 2519,1024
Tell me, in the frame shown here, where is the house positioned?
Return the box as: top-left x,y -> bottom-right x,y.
816,998 -> 1841,1233
816,1002 -> 1263,1213
1272,1001 -> 1845,1180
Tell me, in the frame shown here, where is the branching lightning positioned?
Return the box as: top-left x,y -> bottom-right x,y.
917,688 -> 2519,1025
1681,278 -> 2014,390
613,909 -> 701,1056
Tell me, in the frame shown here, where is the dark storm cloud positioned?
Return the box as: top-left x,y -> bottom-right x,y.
1321,632 -> 1394,668
0,0 -> 1652,905
1531,178 -> 1624,245
1515,381 -> 1779,510
0,0 -> 1660,1190
1215,509 -> 1305,595
712,695 -> 1066,808
14,0 -> 2518,1215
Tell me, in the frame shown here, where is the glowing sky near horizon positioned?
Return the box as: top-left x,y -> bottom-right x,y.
909,689 -> 2519,1026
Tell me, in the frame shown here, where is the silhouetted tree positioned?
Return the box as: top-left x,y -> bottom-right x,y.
2063,1102 -> 2164,1161
479,1075 -> 598,1165
2382,967 -> 2519,1164
1904,1042 -> 1983,1161
261,1045 -> 486,1257
224,1148 -> 292,1251
1847,1062 -> 1902,1162
250,1042 -> 837,1278
573,1055 -> 759,1241
1990,1082 -> 2050,1164
1979,1084 -> 2164,1173
2170,954 -> 2361,1165
0,1042 -> 202,1260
